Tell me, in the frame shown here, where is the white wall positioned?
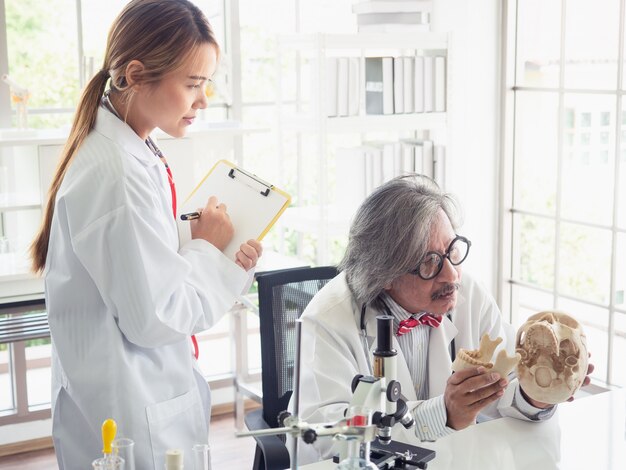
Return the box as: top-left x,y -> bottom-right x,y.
432,0 -> 502,295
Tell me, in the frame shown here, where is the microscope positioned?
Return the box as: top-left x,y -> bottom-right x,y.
236,316 -> 436,469
338,315 -> 435,469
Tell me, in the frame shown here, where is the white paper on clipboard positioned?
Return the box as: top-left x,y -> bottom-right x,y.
177,160 -> 291,260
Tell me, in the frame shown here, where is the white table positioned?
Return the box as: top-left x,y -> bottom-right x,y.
301,388 -> 626,470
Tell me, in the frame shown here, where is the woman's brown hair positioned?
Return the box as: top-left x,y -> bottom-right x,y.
30,0 -> 219,273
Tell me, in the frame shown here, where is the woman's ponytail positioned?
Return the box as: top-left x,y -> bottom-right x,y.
30,70 -> 109,273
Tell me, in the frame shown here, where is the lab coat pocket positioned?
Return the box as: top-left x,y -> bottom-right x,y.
146,388 -> 207,469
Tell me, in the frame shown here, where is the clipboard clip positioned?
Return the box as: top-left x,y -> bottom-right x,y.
228,167 -> 273,197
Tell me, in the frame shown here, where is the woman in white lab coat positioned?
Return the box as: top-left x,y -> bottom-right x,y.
30,1 -> 261,468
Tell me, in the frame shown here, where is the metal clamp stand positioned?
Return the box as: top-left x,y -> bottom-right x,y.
236,317 -> 437,469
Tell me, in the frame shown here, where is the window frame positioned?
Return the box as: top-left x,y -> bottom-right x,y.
500,0 -> 626,387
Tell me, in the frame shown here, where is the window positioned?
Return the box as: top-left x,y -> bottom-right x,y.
238,0 -> 356,264
0,0 -> 228,129
503,0 -> 626,387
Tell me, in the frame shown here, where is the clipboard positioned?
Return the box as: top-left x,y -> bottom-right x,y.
177,160 -> 291,260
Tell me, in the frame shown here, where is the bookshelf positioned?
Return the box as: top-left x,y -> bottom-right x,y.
274,32 -> 449,264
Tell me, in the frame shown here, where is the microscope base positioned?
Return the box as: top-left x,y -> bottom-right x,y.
332,439 -> 436,469
369,439 -> 436,469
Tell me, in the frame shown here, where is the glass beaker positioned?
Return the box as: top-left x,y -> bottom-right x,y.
92,455 -> 125,469
112,438 -> 135,470
192,443 -> 211,470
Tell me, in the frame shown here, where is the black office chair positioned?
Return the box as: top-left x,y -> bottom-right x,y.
245,265 -> 339,470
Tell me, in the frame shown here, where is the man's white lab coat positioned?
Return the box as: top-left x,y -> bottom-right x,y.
45,106 -> 249,469
295,272 -> 548,463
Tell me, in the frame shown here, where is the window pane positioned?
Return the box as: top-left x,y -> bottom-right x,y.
240,0 -> 296,103
513,91 -> 558,214
246,313 -> 261,371
192,1 -> 226,46
556,297 -> 608,384
0,344 -> 14,412
619,98 -> 626,229
564,0 -> 620,89
515,0 -> 561,87
242,105 -> 280,179
511,284 -> 554,328
5,0 -> 79,127
561,94 -> 615,225
613,312 -> 626,386
80,1 -> 129,76
26,336 -> 51,409
513,213 -> 555,289
196,315 -> 232,378
0,208 -> 42,277
559,223 -> 612,305
616,233 -> 626,308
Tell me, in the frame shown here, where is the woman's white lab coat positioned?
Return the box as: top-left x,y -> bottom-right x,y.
45,106 -> 249,469
294,272 -> 552,463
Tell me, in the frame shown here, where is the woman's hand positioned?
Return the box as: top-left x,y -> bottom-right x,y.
190,196 -> 234,252
235,239 -> 263,271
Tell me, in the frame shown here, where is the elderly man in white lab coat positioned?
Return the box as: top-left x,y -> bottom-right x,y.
294,175 -> 592,464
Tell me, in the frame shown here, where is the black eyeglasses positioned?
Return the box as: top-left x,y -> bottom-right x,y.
409,235 -> 471,280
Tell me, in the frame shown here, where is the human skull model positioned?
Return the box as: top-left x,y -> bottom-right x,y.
516,311 -> 588,404
451,334 -> 521,378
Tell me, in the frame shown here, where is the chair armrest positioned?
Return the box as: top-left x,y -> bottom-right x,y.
245,408 -> 291,470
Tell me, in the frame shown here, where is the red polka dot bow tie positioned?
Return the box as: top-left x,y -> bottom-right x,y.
396,314 -> 442,336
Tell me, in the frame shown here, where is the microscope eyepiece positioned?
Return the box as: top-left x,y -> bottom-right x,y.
374,315 -> 396,357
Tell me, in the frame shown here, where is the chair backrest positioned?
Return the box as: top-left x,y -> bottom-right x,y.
256,266 -> 339,428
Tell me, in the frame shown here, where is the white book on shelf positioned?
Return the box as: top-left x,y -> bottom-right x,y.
423,55 -> 434,113
413,143 -> 424,174
358,23 -> 430,33
336,147 -> 367,208
393,142 -> 403,176
434,56 -> 446,112
365,150 -> 375,194
369,146 -> 384,191
382,142 -> 395,182
382,57 -> 394,115
403,57 -> 414,114
348,57 -> 360,116
352,0 -> 433,14
326,57 -> 339,117
401,143 -> 415,173
393,57 -> 404,114
414,56 -> 424,113
401,138 -> 433,176
422,139 -> 434,178
337,57 -> 350,117
356,11 -> 430,26
434,144 -> 446,189
365,57 -> 384,115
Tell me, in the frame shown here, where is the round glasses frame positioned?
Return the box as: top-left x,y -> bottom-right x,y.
409,235 -> 471,280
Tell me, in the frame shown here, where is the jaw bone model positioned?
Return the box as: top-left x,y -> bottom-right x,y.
451,334 -> 521,378
516,311 -> 588,405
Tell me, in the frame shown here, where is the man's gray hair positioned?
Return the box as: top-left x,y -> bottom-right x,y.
339,174 -> 461,308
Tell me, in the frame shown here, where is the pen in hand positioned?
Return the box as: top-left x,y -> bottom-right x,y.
180,211 -> 201,221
